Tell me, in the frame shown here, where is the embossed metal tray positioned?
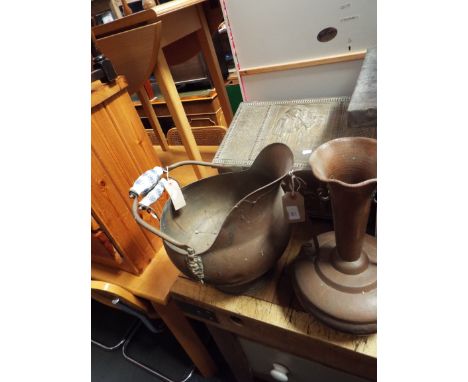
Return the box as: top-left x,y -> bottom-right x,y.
214,97 -> 377,170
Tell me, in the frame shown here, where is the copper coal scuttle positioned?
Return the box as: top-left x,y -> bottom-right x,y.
131,143 -> 294,294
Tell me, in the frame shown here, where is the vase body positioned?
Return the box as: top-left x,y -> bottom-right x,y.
329,180 -> 376,274
292,137 -> 377,334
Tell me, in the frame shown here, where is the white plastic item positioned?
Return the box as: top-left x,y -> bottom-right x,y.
270,363 -> 289,382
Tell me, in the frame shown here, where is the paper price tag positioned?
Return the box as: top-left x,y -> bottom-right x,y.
282,192 -> 305,223
286,205 -> 301,220
163,179 -> 186,210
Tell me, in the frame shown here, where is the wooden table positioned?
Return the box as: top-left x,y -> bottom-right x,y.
93,0 -> 233,179
170,220 -> 377,381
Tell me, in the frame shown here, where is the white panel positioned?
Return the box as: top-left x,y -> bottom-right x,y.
224,0 -> 376,68
221,0 -> 376,101
243,60 -> 363,101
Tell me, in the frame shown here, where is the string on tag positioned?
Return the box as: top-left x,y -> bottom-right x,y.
282,173 -> 306,223
288,171 -> 307,197
295,176 -> 307,192
289,171 -> 296,197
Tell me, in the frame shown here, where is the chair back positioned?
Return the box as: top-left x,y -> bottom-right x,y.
167,126 -> 227,146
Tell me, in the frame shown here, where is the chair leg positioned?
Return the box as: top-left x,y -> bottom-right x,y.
112,298 -> 163,334
122,322 -> 195,382
91,318 -> 139,351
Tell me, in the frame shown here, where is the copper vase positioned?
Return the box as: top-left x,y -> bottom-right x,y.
292,137 -> 377,334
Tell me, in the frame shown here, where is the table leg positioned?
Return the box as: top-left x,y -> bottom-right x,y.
151,299 -> 218,378
153,51 -> 207,179
137,88 -> 169,151
196,4 -> 234,125
207,325 -> 254,382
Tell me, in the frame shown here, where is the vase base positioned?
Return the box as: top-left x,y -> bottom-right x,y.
292,231 -> 377,334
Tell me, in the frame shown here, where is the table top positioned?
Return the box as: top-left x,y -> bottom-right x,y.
92,245 -> 179,305
92,0 -> 206,42
171,219 -> 377,360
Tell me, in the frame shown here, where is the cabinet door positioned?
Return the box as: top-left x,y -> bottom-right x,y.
238,337 -> 370,382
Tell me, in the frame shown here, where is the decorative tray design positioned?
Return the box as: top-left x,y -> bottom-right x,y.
214,97 -> 376,170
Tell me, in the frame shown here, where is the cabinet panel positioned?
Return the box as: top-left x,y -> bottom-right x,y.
91,77 -> 168,274
238,337 -> 370,382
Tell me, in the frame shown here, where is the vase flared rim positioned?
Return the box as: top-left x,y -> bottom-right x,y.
318,177 -> 377,188
309,137 -> 377,188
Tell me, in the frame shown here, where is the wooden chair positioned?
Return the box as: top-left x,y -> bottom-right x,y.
167,125 -> 226,146
96,22 -> 169,150
92,4 -> 215,180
